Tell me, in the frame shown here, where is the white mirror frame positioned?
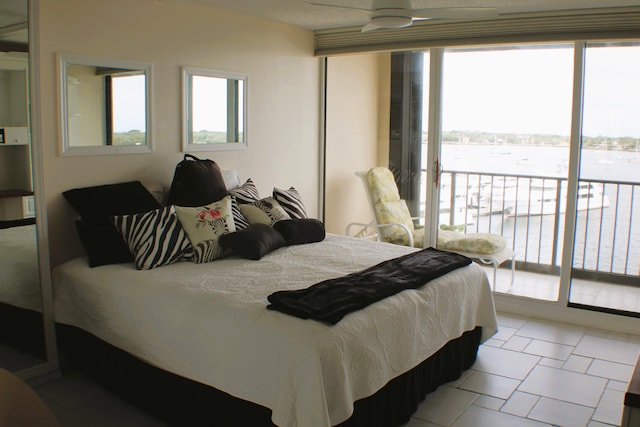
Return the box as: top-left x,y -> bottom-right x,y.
57,53 -> 153,156
182,67 -> 248,152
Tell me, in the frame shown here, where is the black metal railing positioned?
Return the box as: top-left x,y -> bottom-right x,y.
428,170 -> 639,285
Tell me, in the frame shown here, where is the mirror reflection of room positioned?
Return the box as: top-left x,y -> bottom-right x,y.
65,63 -> 147,148
0,0 -> 45,373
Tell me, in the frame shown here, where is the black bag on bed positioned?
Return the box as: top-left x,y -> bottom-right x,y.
167,154 -> 227,207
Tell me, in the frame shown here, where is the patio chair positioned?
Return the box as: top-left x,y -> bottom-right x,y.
346,167 -> 515,289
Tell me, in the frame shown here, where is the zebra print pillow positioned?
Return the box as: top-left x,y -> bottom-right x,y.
228,178 -> 260,204
112,205 -> 192,270
191,239 -> 231,264
273,187 -> 307,219
230,196 -> 250,231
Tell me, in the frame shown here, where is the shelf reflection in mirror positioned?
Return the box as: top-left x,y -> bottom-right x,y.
182,67 -> 247,152
0,0 -> 47,373
58,54 -> 152,156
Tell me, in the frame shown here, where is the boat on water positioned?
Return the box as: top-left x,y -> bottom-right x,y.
470,181 -> 610,217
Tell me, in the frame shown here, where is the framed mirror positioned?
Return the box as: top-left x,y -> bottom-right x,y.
182,67 -> 247,152
58,53 -> 152,156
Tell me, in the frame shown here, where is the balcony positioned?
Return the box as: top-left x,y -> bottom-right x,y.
432,170 -> 640,314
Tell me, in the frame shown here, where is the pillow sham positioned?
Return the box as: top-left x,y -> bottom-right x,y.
238,197 -> 290,226
273,219 -> 325,246
273,186 -> 307,219
228,178 -> 260,204
63,181 -> 162,267
112,205 -> 192,270
219,223 -> 286,260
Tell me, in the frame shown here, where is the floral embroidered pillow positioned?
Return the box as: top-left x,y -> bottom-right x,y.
175,196 -> 236,261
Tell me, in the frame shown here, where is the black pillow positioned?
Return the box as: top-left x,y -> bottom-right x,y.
63,181 -> 161,267
167,154 -> 227,207
273,219 -> 325,246
75,220 -> 134,267
63,181 -> 160,224
219,223 -> 286,260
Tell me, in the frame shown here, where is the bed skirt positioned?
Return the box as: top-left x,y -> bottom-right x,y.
56,324 -> 482,427
0,302 -> 45,358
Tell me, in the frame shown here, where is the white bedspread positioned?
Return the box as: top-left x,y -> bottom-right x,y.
53,234 -> 497,427
0,224 -> 41,311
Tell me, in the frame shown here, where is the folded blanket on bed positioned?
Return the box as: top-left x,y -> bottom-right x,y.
267,247 -> 471,324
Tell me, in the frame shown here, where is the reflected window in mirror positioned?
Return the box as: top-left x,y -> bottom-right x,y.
59,54 -> 152,156
182,67 -> 247,152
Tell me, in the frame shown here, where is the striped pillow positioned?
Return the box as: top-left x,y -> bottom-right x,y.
273,187 -> 307,219
192,239 -> 230,264
228,178 -> 260,204
113,205 -> 192,270
230,196 -> 250,230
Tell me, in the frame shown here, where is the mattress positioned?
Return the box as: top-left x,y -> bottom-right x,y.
53,233 -> 497,427
0,224 -> 41,311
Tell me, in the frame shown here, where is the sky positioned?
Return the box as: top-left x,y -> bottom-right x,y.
112,74 -> 146,133
429,44 -> 640,139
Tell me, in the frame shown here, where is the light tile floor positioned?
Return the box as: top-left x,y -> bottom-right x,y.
404,312 -> 640,427
489,266 -> 640,314
30,312 -> 640,427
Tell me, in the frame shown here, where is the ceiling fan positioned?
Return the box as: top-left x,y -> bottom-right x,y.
308,0 -> 498,33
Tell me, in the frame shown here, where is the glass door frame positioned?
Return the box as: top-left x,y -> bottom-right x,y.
422,42 -> 622,312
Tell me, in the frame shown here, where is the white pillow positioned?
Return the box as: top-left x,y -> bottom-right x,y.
175,196 -> 236,262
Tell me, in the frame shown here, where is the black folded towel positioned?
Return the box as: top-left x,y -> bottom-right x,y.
267,247 -> 471,325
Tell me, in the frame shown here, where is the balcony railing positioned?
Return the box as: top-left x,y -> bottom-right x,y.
428,170 -> 639,286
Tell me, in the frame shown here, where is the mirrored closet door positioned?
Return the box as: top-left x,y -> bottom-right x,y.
0,0 -> 55,377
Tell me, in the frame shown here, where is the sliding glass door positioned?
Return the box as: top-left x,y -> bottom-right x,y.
437,45 -> 574,298
568,43 -> 640,315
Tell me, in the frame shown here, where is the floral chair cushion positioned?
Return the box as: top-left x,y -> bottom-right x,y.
373,199 -> 415,245
438,232 -> 506,255
366,167 -> 401,205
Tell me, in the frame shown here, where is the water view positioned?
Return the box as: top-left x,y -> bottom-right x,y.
426,141 -> 640,278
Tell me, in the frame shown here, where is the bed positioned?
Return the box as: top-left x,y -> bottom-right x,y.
52,233 -> 497,427
0,219 -> 45,357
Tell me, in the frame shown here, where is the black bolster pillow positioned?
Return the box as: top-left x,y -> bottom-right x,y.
219,223 -> 286,260
273,218 -> 325,246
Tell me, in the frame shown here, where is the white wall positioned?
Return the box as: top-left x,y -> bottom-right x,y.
36,0 -> 320,266
324,53 -> 390,236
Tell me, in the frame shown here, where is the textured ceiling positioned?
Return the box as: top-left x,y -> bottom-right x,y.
2,0 -> 640,44
189,0 -> 640,30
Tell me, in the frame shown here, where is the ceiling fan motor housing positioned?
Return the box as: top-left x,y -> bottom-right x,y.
370,13 -> 413,28
371,0 -> 415,28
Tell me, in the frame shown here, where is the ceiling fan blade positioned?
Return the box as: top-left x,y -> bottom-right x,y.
306,1 -> 371,13
361,23 -> 381,33
411,7 -> 498,20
